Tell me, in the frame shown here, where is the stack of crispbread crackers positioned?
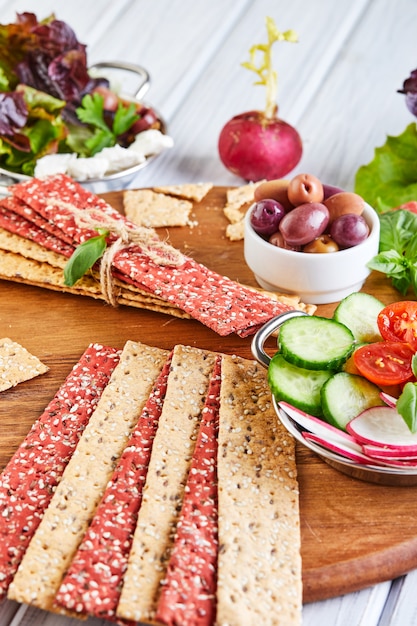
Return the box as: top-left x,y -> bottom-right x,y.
1,339 -> 302,626
0,174 -> 314,337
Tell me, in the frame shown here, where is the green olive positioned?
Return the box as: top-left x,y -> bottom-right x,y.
303,235 -> 339,253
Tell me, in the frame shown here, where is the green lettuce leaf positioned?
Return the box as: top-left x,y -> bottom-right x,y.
355,123 -> 417,212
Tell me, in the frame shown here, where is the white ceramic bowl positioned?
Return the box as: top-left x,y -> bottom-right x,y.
244,202 -> 380,305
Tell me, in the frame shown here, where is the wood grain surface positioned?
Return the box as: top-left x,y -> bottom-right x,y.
0,186 -> 414,605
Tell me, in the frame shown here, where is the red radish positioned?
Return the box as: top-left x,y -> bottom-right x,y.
278,401 -> 362,450
362,443 -> 417,460
302,432 -> 376,465
380,391 -> 398,408
218,17 -> 302,181
347,406 -> 417,448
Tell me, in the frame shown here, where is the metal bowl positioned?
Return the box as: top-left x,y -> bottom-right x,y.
0,61 -> 169,194
251,311 -> 417,486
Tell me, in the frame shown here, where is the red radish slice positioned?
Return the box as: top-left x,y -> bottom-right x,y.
363,443 -> 417,460
303,432 -> 376,465
278,401 -> 362,450
347,406 -> 417,448
360,453 -> 417,468
380,392 -> 398,408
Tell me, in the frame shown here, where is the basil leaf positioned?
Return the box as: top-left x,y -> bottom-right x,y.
396,382 -> 417,433
64,231 -> 108,286
412,354 -> 417,379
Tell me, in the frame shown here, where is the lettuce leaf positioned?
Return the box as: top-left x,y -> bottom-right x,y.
354,123 -> 417,212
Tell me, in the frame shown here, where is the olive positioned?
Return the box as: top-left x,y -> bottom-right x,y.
279,202 -> 329,246
324,192 -> 365,224
254,179 -> 293,211
269,231 -> 302,251
330,213 -> 369,248
303,235 -> 339,253
287,173 -> 324,205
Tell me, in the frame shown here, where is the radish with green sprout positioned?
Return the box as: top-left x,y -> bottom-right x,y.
218,17 -> 302,181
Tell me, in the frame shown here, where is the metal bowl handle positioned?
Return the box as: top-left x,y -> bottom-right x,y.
251,310 -> 308,368
89,61 -> 151,101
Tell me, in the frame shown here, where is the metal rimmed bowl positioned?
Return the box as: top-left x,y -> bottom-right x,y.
251,310 -> 417,487
0,61 -> 169,194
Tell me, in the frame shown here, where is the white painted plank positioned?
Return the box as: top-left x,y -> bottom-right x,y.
130,0 -> 381,188
378,573 -> 417,625
303,582 -> 391,626
293,0 -> 417,191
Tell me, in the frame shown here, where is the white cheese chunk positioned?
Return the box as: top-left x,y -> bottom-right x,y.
128,129 -> 174,157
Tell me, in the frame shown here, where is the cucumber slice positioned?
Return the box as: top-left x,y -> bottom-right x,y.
268,353 -> 333,417
333,292 -> 384,343
278,315 -> 354,371
321,371 -> 384,430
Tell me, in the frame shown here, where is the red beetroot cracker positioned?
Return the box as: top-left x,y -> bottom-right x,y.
10,173 -> 124,244
0,195 -> 74,245
0,343 -> 121,600
55,352 -> 173,621
0,202 -> 74,257
155,355 -> 221,626
8,175 -> 295,336
114,252 -> 292,337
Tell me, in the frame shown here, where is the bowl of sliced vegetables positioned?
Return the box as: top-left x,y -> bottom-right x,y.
0,13 -> 172,192
251,294 -> 417,486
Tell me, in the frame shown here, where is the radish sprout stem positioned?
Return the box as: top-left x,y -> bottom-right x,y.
241,16 -> 298,119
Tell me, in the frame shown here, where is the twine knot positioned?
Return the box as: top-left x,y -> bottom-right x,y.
47,199 -> 185,307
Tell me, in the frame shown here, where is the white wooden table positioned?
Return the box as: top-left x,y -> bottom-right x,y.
1,1 -> 417,624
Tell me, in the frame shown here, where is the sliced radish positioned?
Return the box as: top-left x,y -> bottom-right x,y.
302,432 -> 377,465
380,392 -> 398,408
347,406 -> 417,448
278,401 -> 362,450
363,443 -> 417,460
361,455 -> 417,468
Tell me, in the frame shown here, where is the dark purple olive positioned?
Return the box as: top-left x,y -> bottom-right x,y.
250,199 -> 286,238
322,184 -> 344,200
279,202 -> 329,246
330,213 -> 369,248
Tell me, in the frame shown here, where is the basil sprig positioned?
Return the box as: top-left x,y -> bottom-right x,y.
64,228 -> 109,286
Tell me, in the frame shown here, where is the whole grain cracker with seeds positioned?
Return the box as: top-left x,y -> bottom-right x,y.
124,188 -> 193,227
116,344 -> 217,623
216,354 -> 302,626
7,340 -> 168,612
0,338 -> 49,392
153,182 -> 213,203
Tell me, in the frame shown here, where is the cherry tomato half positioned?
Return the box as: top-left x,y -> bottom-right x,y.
353,341 -> 415,386
377,301 -> 417,349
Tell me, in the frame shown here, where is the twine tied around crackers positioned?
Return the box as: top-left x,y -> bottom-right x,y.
49,199 -> 185,307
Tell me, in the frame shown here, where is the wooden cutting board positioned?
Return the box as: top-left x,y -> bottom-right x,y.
0,186 -> 415,605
